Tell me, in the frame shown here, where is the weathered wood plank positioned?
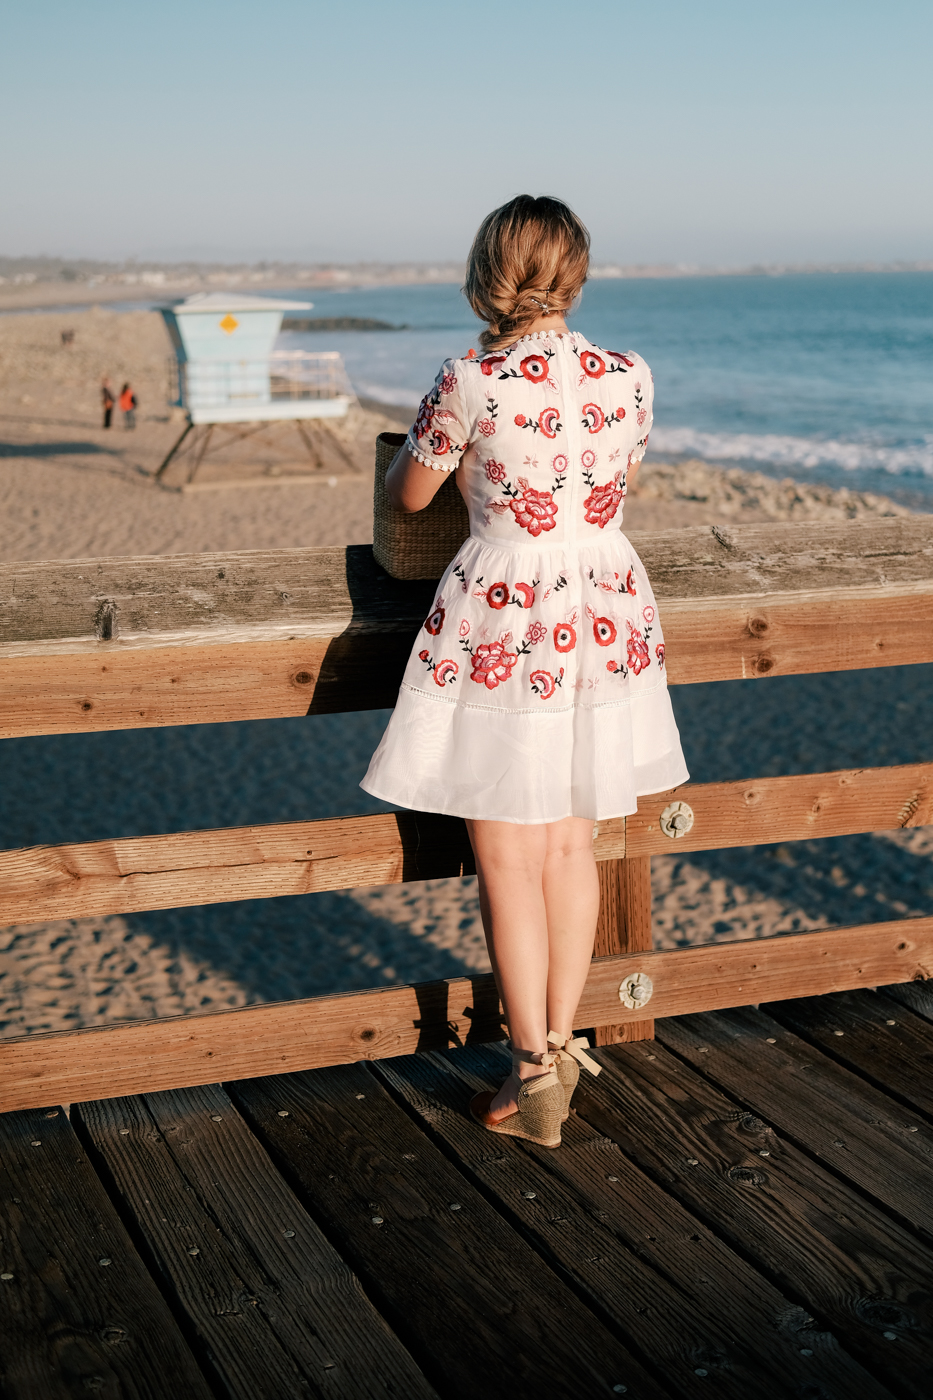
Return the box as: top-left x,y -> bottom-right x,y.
0,811 -> 480,926
657,1006 -> 933,1240
73,1083 -> 437,1400
764,989 -> 933,1121
593,855 -> 654,1044
3,520 -> 931,648
882,977 -> 933,1025
375,1044 -> 891,1399
626,761 -> 933,857
0,1104 -> 214,1400
572,1039 -> 933,1397
3,762 -> 931,928
229,1064 -> 665,1400
2,519 -> 933,737
1,919 -> 930,1113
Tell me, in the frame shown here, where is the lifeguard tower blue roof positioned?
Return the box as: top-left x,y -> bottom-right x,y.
161,291 -> 312,369
160,292 -> 353,425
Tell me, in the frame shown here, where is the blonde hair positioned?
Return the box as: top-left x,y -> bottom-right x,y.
464,195 -> 590,351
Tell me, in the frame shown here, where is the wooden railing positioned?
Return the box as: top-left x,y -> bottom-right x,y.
2,516 -> 933,1112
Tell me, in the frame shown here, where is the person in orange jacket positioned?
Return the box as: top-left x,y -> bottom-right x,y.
119,382 -> 137,430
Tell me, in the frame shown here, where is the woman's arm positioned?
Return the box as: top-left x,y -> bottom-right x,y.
385,446 -> 458,512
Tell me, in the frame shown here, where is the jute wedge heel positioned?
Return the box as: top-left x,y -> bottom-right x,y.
547,1032 -> 602,1121
469,1048 -> 564,1148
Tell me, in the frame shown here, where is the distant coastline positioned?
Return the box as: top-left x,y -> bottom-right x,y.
1,256 -> 932,313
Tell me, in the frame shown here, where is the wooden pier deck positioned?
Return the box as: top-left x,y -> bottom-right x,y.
3,985 -> 932,1400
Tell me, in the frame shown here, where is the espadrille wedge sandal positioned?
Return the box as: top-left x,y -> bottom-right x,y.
547,1032 -> 602,1121
469,1048 -> 564,1148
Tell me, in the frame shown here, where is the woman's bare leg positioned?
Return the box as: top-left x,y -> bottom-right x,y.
467,819 -> 549,1117
543,817 -> 600,1040
466,815 -> 599,1120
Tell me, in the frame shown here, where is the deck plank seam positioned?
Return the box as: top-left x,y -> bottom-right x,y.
364,1051 -> 681,1398
762,991 -> 933,1129
654,1011 -> 933,1251
569,1038 -> 933,1396
68,1098 -> 232,1400
223,1077 -> 460,1400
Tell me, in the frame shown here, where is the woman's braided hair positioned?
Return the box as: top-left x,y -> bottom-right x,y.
464,195 -> 590,351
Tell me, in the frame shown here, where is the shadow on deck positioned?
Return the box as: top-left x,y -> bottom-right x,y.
2,986 -> 932,1399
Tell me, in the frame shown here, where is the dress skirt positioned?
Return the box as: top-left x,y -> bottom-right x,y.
361,531 -> 689,825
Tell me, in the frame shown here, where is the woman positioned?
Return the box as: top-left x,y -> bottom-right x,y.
362,195 -> 688,1146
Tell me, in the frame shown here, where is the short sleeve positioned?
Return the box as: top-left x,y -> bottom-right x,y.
630,358 -> 654,463
406,358 -> 471,472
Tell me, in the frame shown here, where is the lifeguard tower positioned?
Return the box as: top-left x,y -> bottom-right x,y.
156,292 -> 357,485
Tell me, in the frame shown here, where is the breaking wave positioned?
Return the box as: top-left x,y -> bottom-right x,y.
649,426 -> 933,479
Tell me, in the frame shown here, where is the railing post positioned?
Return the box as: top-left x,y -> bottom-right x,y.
592,855 -> 654,1044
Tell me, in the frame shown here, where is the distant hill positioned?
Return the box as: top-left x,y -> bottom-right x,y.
280,316 -> 401,332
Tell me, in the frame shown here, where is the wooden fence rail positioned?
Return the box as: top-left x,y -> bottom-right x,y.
1,762 -> 932,927
2,516 -> 933,1111
3,518 -> 933,738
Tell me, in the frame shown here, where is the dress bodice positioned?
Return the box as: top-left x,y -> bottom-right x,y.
406,331 -> 653,547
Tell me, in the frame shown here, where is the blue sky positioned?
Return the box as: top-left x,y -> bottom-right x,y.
1,0 -> 931,265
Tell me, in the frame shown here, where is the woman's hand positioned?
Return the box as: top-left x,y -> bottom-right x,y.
384,446 -> 458,512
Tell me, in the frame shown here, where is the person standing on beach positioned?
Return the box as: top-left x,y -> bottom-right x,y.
101,377 -> 114,429
119,382 -> 137,430
362,195 -> 688,1149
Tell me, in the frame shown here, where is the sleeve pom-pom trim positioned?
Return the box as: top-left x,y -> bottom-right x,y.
406,433 -> 459,472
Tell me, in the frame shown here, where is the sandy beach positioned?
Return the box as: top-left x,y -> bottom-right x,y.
1,307 -> 930,1039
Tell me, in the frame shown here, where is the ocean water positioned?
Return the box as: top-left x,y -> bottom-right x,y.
280,272 -> 933,509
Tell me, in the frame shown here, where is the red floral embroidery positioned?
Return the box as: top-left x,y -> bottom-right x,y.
584,472 -> 624,528
580,351 -> 606,378
530,667 -> 564,699
509,480 -> 558,537
593,616 -> 617,646
414,395 -> 434,438
481,355 -> 507,376
551,453 -> 568,474
608,351 -> 635,367
484,459 -> 507,483
471,639 -> 518,689
424,602 -> 445,635
477,418 -> 496,437
642,605 -> 655,625
428,428 -> 451,456
616,406 -> 626,420
582,403 -> 605,433
514,414 -> 527,426
439,372 -> 457,396
581,448 -> 596,469
525,620 -> 547,644
655,642 -> 666,669
513,581 -> 535,608
635,381 -> 647,427
486,581 -> 509,609
626,621 -> 650,674
434,659 -> 458,686
554,622 -> 577,653
418,649 -> 429,661
520,353 -> 549,382
538,408 -> 560,438
625,567 -> 637,596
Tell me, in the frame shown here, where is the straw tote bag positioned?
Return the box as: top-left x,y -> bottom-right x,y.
372,431 -> 470,580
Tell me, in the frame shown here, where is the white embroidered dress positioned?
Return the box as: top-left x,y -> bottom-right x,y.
362,331 -> 688,823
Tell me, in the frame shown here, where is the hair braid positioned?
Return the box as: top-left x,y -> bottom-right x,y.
464,195 -> 590,350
